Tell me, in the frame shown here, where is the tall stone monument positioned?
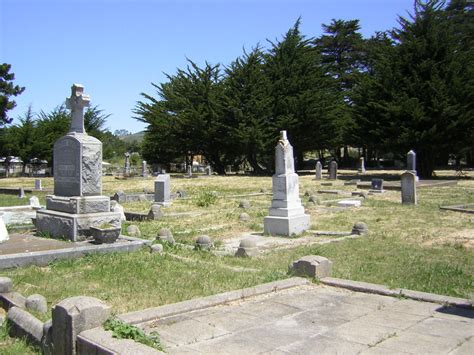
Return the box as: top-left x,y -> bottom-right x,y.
154,174 -> 171,206
36,84 -> 121,241
124,153 -> 131,177
264,131 -> 310,236
141,160 -> 147,177
315,161 -> 322,180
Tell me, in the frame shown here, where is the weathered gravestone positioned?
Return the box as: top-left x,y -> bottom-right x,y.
34,179 -> 42,191
206,165 -> 212,176
407,150 -> 419,181
358,157 -> 366,174
141,160 -> 147,177
401,171 -> 417,204
371,178 -> 384,192
329,160 -> 337,180
314,161 -> 322,180
124,152 -> 131,177
186,165 -> 192,177
264,131 -> 310,236
154,174 -> 171,206
36,84 -> 121,241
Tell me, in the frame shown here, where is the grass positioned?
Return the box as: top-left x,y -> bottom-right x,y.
0,170 -> 473,351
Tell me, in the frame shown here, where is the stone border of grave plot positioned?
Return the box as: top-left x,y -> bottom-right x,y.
0,236 -> 150,270
356,180 -> 458,191
117,277 -> 311,325
439,203 -> 474,214
320,277 -> 473,309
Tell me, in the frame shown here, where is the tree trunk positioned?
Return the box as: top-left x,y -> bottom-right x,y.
417,150 -> 436,178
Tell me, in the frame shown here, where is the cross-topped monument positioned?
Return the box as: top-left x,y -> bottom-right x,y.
66,84 -> 90,134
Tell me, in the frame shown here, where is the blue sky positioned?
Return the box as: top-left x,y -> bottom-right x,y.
1,0 -> 415,133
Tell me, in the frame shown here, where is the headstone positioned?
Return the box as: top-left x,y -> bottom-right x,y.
150,244 -> 163,254
264,131 -> 310,236
29,196 -> 41,209
289,255 -> 332,279
206,165 -> 212,176
126,225 -> 141,237
407,150 -> 419,181
401,171 -> 417,204
52,296 -> 111,355
186,165 -> 192,177
329,161 -> 337,180
315,161 -> 322,180
36,85 -> 121,241
124,152 -> 131,177
0,216 -> 9,243
371,178 -> 384,191
110,200 -> 126,221
0,277 -> 13,293
18,187 -> 25,199
154,174 -> 171,206
351,222 -> 368,235
195,235 -> 213,250
34,179 -> 42,190
235,238 -> 258,257
156,228 -> 175,244
358,157 -> 366,174
25,294 -> 47,314
141,160 -> 147,177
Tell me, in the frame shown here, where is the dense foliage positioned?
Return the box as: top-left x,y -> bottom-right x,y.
0,63 -> 24,126
136,0 -> 473,177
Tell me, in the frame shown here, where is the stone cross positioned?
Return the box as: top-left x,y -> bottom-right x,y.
315,161 -> 322,180
401,171 -> 417,204
66,84 -> 90,134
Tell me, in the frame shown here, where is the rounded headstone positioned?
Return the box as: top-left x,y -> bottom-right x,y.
351,222 -> 369,235
25,294 -> 48,314
239,213 -> 250,222
195,235 -> 213,250
110,200 -> 126,221
235,238 -> 258,257
176,190 -> 187,198
126,225 -> 141,237
157,228 -> 175,244
308,195 -> 321,205
150,244 -> 164,254
0,277 -> 13,293
29,196 -> 41,209
238,200 -> 250,209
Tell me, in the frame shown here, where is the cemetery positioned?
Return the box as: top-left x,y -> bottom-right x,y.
1,0 -> 473,353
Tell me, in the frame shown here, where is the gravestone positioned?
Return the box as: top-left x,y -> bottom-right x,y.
36,84 -> 121,241
407,150 -> 419,181
0,215 -> 9,243
124,152 -> 131,177
186,165 -> 192,177
264,131 -> 310,236
206,165 -> 212,176
371,178 -> 384,192
401,171 -> 417,204
358,157 -> 366,174
315,161 -> 322,180
141,160 -> 147,177
154,174 -> 171,206
34,179 -> 42,190
329,160 -> 338,180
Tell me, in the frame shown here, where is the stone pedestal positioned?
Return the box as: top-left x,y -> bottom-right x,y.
264,131 -> 310,236
36,85 -> 121,242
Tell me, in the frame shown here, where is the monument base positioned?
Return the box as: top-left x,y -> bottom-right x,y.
46,195 -> 110,214
36,209 -> 121,242
263,214 -> 310,237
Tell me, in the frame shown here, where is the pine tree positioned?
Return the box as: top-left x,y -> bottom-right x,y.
0,63 -> 25,126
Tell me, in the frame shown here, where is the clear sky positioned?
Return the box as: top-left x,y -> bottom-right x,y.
1,0 -> 415,134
